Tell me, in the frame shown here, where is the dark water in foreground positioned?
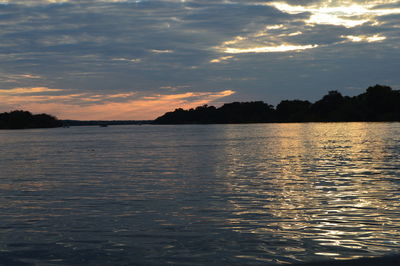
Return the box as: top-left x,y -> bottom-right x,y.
1,123 -> 399,265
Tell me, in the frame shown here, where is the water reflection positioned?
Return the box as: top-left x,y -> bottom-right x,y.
0,124 -> 399,265
218,123 -> 400,262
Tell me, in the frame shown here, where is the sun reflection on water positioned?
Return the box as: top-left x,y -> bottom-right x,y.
218,123 -> 400,261
0,124 -> 399,265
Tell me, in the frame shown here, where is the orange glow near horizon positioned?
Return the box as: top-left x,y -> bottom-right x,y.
0,87 -> 63,94
0,88 -> 235,120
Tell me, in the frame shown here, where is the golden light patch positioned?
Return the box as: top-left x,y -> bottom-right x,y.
307,13 -> 368,27
267,1 -> 400,28
342,34 -> 386,42
222,36 -> 246,46
223,44 -> 318,54
210,56 -> 234,63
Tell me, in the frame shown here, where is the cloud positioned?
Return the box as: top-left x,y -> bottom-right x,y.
0,0 -> 399,118
0,0 -> 134,4
267,1 -> 400,28
0,87 -> 63,94
210,55 -> 234,63
222,44 -> 318,54
0,86 -> 235,120
149,49 -> 174,54
111,58 -> 142,63
342,34 -> 386,43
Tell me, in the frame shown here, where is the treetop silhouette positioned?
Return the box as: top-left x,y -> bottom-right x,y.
0,110 -> 62,129
154,85 -> 400,124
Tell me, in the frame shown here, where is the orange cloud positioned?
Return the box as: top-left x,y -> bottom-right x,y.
0,88 -> 235,120
0,87 -> 63,94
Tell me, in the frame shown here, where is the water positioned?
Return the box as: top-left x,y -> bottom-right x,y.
0,123 -> 400,265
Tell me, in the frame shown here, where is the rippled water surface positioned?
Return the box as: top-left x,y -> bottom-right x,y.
1,123 -> 400,265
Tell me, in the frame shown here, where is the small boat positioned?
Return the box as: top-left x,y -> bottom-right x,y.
99,124 -> 108,127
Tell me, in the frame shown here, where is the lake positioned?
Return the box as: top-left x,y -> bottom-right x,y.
1,123 -> 400,265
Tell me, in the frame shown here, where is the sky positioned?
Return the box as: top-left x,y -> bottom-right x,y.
0,0 -> 399,120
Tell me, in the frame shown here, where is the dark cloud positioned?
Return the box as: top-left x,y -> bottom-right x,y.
0,0 -> 399,118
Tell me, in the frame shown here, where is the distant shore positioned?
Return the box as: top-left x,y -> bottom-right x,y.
3,85 -> 400,128
0,110 -> 62,129
61,120 -> 153,127
0,111 -> 153,130
154,85 -> 400,124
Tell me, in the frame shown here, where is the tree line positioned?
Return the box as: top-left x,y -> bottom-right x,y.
0,110 -> 62,129
153,85 -> 400,124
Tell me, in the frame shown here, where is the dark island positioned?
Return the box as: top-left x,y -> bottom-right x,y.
154,85 -> 400,124
0,110 -> 62,129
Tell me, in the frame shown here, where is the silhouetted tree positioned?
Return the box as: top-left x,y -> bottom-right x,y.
310,91 -> 347,121
276,100 -> 311,122
0,110 -> 62,129
218,101 -> 275,123
153,85 -> 400,124
154,101 -> 275,124
363,85 -> 400,121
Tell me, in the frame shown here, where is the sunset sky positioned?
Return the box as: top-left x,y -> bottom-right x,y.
0,0 -> 399,120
